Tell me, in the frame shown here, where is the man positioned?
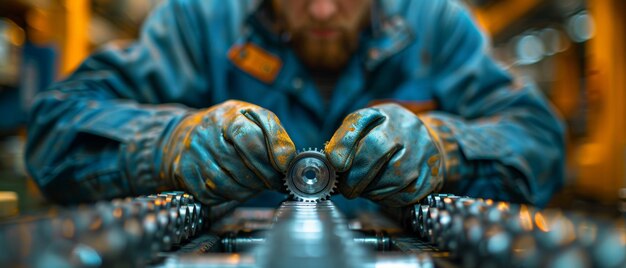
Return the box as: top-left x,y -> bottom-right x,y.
25,0 -> 564,209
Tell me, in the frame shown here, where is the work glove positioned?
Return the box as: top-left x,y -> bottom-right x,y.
325,103 -> 445,207
160,100 -> 296,205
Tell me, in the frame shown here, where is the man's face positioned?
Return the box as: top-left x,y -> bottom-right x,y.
272,0 -> 372,72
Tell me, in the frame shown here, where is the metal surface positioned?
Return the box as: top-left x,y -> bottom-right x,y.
164,201 -> 432,268
4,190 -> 625,267
220,228 -> 391,253
407,194 -> 626,268
0,191 -> 210,267
284,149 -> 337,202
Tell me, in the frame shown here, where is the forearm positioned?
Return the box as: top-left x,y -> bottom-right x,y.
26,87 -> 189,204
421,84 -> 565,206
24,0 -> 216,204
416,0 -> 566,206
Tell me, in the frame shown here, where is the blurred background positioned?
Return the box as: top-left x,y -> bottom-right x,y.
0,0 -> 623,218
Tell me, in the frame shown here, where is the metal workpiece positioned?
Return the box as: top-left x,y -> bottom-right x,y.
0,191 -> 209,268
365,253 -> 434,268
161,252 -> 433,268
161,254 -> 258,268
284,149 -> 337,202
258,201 -> 431,268
165,201 -> 432,268
352,230 -> 392,251
6,190 -> 625,268
258,201 -> 365,268
221,230 -> 268,253
220,229 -> 392,253
410,194 -> 626,268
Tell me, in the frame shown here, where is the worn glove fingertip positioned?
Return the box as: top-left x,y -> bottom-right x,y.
273,139 -> 297,172
326,108 -> 388,172
241,106 -> 298,175
324,144 -> 351,173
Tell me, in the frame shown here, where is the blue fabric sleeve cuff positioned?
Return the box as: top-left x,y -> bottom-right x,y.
419,113 -> 475,192
120,106 -> 190,195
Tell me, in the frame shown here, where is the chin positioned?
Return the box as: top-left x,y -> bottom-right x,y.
297,42 -> 352,72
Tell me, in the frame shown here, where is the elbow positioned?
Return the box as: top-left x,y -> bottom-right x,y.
26,167 -> 82,206
25,142 -> 86,206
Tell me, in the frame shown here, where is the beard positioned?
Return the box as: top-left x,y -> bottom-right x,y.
288,26 -> 360,72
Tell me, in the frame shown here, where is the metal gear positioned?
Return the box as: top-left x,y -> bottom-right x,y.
284,148 -> 337,202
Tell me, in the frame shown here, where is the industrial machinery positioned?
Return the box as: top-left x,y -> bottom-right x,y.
1,152 -> 625,267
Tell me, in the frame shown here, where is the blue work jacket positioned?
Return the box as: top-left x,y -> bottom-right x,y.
25,0 -> 564,208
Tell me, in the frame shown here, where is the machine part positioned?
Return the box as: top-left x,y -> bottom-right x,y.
161,252 -> 432,268
220,229 -> 392,253
284,148 -> 337,202
0,191 -> 213,268
163,201 -> 432,268
5,189 -> 626,267
221,230 -> 267,253
352,230 -> 392,252
162,254 -> 257,268
409,194 -> 626,268
261,201 -> 429,268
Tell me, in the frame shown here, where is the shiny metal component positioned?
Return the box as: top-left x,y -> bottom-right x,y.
263,201 -> 430,268
417,205 -> 429,239
221,230 -> 268,253
259,201 -> 364,267
6,189 -> 626,267
163,200 -> 432,268
367,253 -> 434,268
162,254 -> 257,268
410,194 -> 626,268
221,230 -> 392,253
284,149 -> 337,202
352,230 -> 392,252
162,252 -> 433,268
0,191 -> 211,267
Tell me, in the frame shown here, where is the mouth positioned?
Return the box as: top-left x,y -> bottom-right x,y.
308,28 -> 340,38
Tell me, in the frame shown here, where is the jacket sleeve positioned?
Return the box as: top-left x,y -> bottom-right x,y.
420,1 -> 565,207
25,0 -> 213,204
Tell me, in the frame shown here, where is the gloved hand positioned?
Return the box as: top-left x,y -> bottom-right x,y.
160,100 -> 296,205
324,103 -> 445,207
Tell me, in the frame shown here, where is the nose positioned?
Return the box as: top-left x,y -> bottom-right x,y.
308,0 -> 337,21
